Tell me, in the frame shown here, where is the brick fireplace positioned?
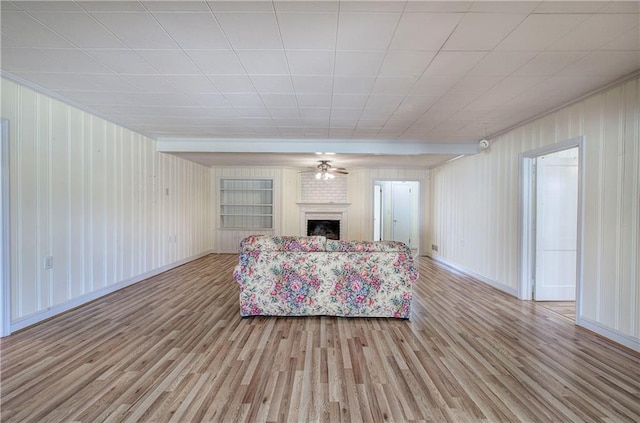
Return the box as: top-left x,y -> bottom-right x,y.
297,203 -> 350,241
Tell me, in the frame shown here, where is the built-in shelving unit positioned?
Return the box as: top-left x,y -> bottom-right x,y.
217,178 -> 275,252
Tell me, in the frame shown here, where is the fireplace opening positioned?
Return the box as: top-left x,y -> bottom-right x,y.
307,219 -> 340,240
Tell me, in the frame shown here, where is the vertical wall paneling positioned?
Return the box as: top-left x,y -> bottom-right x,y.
1,78 -> 214,330
430,77 -> 640,350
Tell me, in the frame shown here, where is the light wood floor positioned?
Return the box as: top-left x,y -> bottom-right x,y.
1,255 -> 639,422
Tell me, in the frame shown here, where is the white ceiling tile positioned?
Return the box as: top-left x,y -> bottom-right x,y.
331,95 -> 368,108
274,1 -> 339,12
1,12 -> 75,48
76,1 -> 146,11
286,50 -> 334,75
296,94 -> 332,107
135,50 -> 202,74
600,25 -> 640,51
79,74 -> 138,92
422,52 -> 487,78
330,108 -> 363,120
334,51 -> 385,76
378,51 -> 436,77
225,93 -> 264,107
117,92 -> 164,106
237,107 -> 271,117
371,77 -> 417,96
35,49 -> 113,73
152,13 -> 230,49
214,12 -> 282,49
557,51 -> 640,77
53,90 -> 129,105
200,108 -> 239,118
331,77 -> 376,95
268,108 -> 300,118
404,2 -> 471,13
598,2 -> 640,13
548,14 -> 639,51
390,13 -> 463,51
261,94 -> 298,107
250,75 -> 294,93
13,72 -> 100,90
208,75 -> 254,93
533,1 -> 608,13
142,1 -> 210,11
188,93 -> 230,107
85,49 -> 158,74
340,1 -> 407,12
0,47 -> 68,72
163,75 -> 218,93
364,95 -> 404,111
1,1 -> 21,11
336,12 -> 401,50
291,75 -> 333,94
300,108 -> 330,119
208,1 -> 274,12
277,12 -> 338,49
412,77 -> 459,96
463,76 -> 547,111
186,50 -> 244,74
495,14 -> 589,50
443,13 -> 527,51
236,50 -> 288,74
1,34 -> 28,48
16,1 -> 82,11
468,1 -> 540,13
29,12 -> 127,48
468,51 -> 538,76
91,12 -> 178,49
394,96 -> 440,117
121,75 -> 179,93
512,51 -> 588,76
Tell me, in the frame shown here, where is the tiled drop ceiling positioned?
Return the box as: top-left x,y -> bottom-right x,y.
1,1 -> 639,168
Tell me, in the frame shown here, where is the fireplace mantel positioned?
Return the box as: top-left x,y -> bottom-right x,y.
297,203 -> 350,240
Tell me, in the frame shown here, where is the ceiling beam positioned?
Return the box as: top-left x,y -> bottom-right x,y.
156,138 -> 480,155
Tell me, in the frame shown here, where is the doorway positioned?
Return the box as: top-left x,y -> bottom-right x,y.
373,180 -> 419,253
519,137 -> 584,322
1,119 -> 10,337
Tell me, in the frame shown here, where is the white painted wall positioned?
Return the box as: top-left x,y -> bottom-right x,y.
430,77 -> 639,349
1,78 -> 214,329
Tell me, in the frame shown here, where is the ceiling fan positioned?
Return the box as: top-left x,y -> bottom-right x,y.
309,160 -> 349,180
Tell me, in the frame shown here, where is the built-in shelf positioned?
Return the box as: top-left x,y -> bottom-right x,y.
220,179 -> 273,230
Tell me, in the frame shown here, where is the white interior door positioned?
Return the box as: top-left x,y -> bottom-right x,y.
391,182 -> 412,246
534,152 -> 578,301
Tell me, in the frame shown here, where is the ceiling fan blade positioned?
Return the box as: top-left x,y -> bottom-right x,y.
331,169 -> 349,175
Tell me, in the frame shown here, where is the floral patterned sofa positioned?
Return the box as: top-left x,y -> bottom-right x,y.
233,235 -> 418,319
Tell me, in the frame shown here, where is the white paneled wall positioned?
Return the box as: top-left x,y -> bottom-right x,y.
430,77 -> 639,348
1,78 -> 213,327
347,168 -> 430,253
212,167 -> 299,252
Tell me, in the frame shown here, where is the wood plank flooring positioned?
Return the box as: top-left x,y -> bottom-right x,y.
1,254 -> 639,422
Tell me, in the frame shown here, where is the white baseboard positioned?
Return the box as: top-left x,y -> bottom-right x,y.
10,250 -> 214,333
577,316 -> 640,352
431,256 -> 518,297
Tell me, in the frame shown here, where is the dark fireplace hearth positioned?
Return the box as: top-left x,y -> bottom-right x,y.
307,219 -> 340,240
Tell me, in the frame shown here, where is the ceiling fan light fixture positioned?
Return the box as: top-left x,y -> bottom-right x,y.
315,172 -> 322,179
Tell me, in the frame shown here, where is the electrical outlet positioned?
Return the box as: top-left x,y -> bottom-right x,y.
431,244 -> 438,252
44,256 -> 53,270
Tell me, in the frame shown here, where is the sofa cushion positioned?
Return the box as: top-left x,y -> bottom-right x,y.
325,239 -> 411,253
239,235 -> 326,252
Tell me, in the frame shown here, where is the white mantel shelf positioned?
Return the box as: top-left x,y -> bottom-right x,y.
297,203 -> 350,240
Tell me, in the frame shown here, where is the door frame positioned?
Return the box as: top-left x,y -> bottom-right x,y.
1,119 -> 10,337
372,178 -> 422,255
518,137 -> 584,319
